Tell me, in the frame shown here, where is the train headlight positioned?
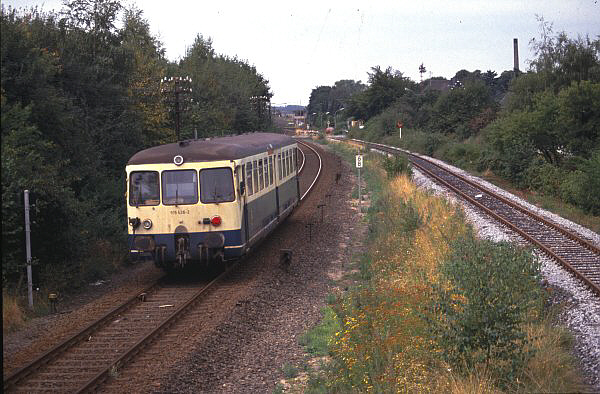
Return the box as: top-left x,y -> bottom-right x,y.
210,215 -> 222,226
142,219 -> 153,230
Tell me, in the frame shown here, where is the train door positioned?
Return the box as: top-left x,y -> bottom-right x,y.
240,163 -> 250,247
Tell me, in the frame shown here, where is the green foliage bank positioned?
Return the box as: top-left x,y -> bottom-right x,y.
337,20 -> 599,218
1,1 -> 272,291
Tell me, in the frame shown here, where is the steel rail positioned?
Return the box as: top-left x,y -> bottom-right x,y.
296,140 -> 322,201
350,138 -> 600,297
297,143 -> 306,174
356,139 -> 600,256
411,158 -> 600,297
75,263 -> 237,393
3,279 -> 164,391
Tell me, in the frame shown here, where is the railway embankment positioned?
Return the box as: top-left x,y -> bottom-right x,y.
283,141 -> 594,393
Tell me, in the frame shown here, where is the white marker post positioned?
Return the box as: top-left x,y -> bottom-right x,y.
356,154 -> 363,211
24,190 -> 33,309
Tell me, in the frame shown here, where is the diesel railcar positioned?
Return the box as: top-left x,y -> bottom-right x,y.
125,133 -> 300,270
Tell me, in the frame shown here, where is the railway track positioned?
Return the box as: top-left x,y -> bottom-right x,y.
4,142 -> 323,393
351,138 -> 600,297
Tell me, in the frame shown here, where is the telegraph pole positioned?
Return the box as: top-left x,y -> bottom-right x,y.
24,190 -> 33,309
161,76 -> 193,141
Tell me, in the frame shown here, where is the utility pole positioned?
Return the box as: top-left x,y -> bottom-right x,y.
24,190 -> 33,309
161,76 -> 193,141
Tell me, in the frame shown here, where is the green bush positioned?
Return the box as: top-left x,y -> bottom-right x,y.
382,154 -> 411,178
435,139 -> 485,172
428,236 -> 542,388
524,159 -> 562,196
573,149 -> 600,215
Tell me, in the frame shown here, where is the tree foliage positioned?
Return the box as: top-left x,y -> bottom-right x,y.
306,79 -> 365,127
483,24 -> 600,211
347,66 -> 415,121
338,18 -> 598,214
1,2 -> 273,288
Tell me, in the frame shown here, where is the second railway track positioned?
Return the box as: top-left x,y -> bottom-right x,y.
351,138 -> 600,297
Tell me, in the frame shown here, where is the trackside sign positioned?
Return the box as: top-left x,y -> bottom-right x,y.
355,155 -> 363,168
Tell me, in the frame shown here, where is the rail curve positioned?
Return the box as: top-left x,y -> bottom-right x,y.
349,138 -> 600,297
3,142 -> 324,392
296,139 -> 322,201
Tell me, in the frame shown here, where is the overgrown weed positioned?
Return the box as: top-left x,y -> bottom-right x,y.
296,147 -> 585,392
2,289 -> 25,333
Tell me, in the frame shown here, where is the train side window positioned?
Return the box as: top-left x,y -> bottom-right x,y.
246,161 -> 254,196
269,156 -> 274,185
162,170 -> 198,205
284,150 -> 289,177
253,159 -> 259,193
199,167 -> 235,203
282,151 -> 286,178
129,171 -> 160,206
264,158 -> 269,188
278,153 -> 282,180
258,159 -> 264,191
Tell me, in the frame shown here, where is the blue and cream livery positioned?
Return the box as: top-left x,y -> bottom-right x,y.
125,133 -> 300,270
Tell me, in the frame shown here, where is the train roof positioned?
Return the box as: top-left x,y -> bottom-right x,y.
127,133 -> 296,165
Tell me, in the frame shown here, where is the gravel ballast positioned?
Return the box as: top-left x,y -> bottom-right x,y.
5,141 -> 598,391
411,161 -> 600,391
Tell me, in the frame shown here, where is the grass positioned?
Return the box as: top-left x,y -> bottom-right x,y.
522,313 -> 588,392
282,363 -> 300,379
294,146 -> 587,393
2,290 -> 25,333
2,286 -> 57,334
370,129 -> 600,234
298,307 -> 339,356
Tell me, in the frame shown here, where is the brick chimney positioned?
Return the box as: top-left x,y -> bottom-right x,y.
513,38 -> 519,72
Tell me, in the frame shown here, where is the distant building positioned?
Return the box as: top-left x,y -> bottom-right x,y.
293,110 -> 306,130
350,119 -> 364,128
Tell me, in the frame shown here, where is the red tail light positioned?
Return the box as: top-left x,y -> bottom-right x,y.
211,215 -> 222,226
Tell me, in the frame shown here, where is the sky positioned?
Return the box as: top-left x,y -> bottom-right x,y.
2,0 -> 599,106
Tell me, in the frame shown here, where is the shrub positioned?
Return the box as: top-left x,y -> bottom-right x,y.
428,237 -> 542,387
436,139 -> 484,172
382,154 -> 411,178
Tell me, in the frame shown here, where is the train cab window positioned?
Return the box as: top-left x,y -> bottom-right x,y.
129,171 -> 160,206
246,162 -> 254,196
200,168 -> 235,203
162,170 -> 198,205
269,156 -> 274,185
258,159 -> 264,190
